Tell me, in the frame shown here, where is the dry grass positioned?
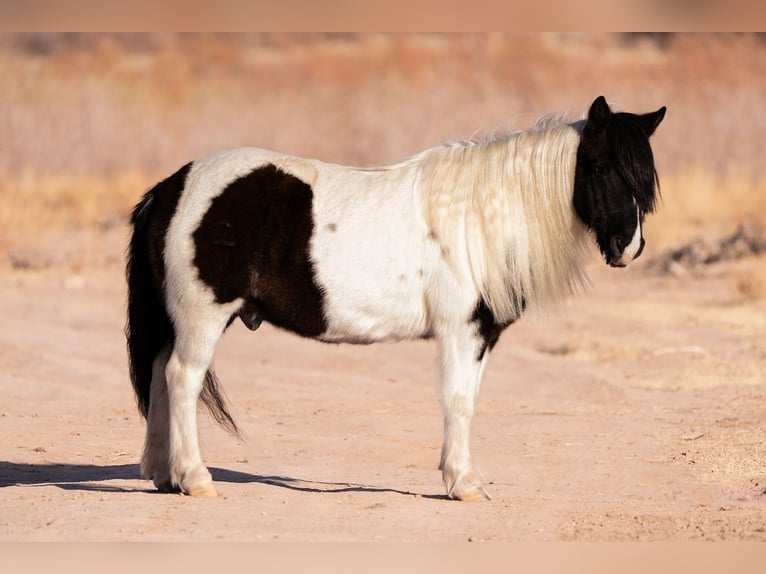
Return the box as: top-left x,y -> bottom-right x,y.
0,171 -> 148,251
644,168 -> 766,253
1,33 -> 764,261
641,168 -> 766,300
732,257 -> 766,301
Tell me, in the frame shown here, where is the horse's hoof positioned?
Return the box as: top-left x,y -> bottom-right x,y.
444,473 -> 492,501
176,464 -> 216,497
186,483 -> 218,497
150,471 -> 180,493
454,484 -> 492,502
155,480 -> 181,494
443,466 -> 492,502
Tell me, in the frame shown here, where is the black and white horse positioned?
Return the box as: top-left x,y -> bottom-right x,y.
126,96 -> 666,500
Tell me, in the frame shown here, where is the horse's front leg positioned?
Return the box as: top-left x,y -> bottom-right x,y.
437,326 -> 491,501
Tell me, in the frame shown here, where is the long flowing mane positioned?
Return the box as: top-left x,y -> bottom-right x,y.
417,121 -> 592,323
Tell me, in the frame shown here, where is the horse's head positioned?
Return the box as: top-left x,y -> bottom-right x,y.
573,96 -> 666,267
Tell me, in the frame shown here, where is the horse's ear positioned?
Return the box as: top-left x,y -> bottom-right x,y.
585,96 -> 611,134
638,106 -> 667,137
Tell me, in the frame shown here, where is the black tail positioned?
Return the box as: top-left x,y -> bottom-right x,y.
126,183 -> 172,421
125,164 -> 240,436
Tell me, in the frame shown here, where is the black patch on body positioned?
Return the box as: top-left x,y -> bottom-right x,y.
471,299 -> 517,361
572,96 -> 666,266
193,164 -> 328,338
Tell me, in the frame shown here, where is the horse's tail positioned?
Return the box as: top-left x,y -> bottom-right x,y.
125,178 -> 176,421
125,165 -> 240,436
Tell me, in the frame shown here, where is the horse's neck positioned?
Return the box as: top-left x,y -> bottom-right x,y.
418,126 -> 590,321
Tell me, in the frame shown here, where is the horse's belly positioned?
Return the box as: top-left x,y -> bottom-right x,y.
313,252 -> 431,343
310,226 -> 433,343
319,290 -> 428,344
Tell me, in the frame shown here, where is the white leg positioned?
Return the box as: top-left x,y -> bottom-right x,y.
437,326 -> 491,501
164,309 -> 232,497
140,344 -> 174,491
166,351 -> 215,496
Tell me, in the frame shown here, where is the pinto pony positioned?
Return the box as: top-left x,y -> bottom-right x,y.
126,96 -> 666,500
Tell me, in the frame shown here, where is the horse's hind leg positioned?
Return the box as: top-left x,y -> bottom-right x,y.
140,344 -> 176,491
165,302 -> 237,497
436,325 -> 492,502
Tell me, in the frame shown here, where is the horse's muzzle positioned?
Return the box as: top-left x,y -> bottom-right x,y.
607,236 -> 645,267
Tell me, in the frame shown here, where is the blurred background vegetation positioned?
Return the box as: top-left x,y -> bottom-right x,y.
1,33 -> 764,258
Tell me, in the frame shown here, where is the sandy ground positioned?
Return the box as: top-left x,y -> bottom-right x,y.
0,225 -> 764,542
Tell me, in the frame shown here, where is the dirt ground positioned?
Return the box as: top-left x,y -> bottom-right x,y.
1,33 -> 765,544
0,223 -> 764,542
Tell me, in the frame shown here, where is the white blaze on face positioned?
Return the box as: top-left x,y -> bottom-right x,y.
619,204 -> 643,265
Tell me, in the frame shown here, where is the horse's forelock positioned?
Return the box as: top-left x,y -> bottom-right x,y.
609,113 -> 661,213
